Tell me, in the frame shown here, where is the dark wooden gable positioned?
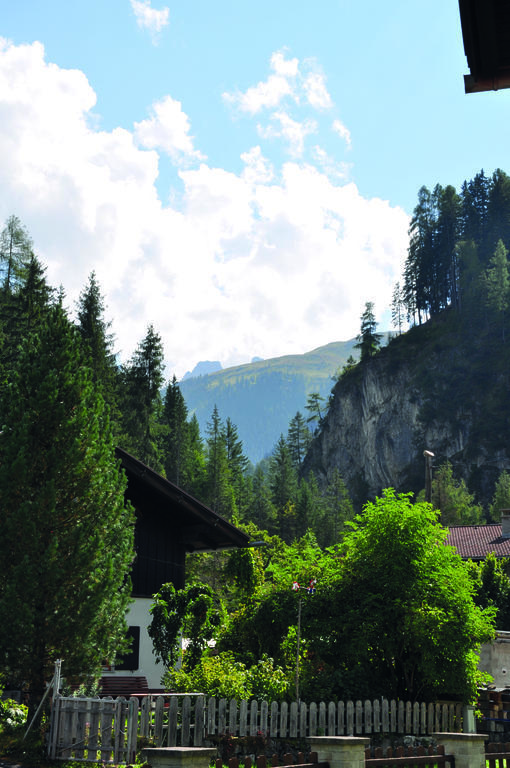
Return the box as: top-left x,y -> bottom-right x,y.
116,447 -> 249,597
459,0 -> 510,92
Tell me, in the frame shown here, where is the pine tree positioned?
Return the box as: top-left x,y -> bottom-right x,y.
391,281 -> 405,334
251,464 -> 277,533
355,301 -> 382,360
269,435 -> 298,540
287,411 -> 312,471
486,239 -> 510,340
0,305 -> 134,713
321,468 -> 354,545
76,272 -> 120,426
204,405 -> 235,519
305,393 -> 326,432
0,215 -> 32,292
120,324 -> 165,469
223,416 -> 251,519
162,375 -> 190,486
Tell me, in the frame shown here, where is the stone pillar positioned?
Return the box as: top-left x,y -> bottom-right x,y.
434,732 -> 488,768
142,746 -> 217,768
309,736 -> 370,768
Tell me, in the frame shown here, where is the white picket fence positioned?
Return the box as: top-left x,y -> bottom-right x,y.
48,694 -> 465,761
48,695 -> 139,763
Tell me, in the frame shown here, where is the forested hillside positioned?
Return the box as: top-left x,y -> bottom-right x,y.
180,340 -> 358,463
304,168 -> 510,513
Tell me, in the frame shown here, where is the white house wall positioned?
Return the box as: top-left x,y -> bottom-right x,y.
102,597 -> 164,689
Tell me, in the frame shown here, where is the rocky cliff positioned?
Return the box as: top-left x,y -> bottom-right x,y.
302,316 -> 510,509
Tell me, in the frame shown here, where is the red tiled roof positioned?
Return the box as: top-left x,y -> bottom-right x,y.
445,524 -> 510,559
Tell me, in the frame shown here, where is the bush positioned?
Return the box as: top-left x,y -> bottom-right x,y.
0,697 -> 28,732
163,651 -> 290,701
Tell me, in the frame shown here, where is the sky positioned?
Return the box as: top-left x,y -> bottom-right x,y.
1,1 -> 510,379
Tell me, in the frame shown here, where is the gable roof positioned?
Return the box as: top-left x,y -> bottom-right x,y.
458,0 -> 510,92
116,446 -> 250,553
445,523 -> 510,560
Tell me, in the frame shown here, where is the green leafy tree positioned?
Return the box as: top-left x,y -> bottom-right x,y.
431,462 -> 483,525
355,301 -> 382,360
0,305 -> 134,714
148,582 -> 223,671
469,554 -> 510,630
489,470 -> 510,522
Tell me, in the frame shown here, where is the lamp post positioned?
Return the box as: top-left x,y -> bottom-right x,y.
424,450 -> 434,503
291,578 -> 316,702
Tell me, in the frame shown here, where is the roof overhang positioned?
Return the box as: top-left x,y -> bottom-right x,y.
458,0 -> 510,93
116,446 -> 250,553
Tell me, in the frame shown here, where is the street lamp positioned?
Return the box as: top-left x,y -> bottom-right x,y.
291,578 -> 316,702
424,450 -> 434,503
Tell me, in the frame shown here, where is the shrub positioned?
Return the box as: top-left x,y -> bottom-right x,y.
164,651 -> 290,701
0,697 -> 28,732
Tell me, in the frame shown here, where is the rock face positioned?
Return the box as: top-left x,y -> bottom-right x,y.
301,326 -> 509,508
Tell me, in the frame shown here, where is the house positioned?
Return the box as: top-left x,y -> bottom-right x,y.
446,510 -> 510,688
101,447 -> 250,691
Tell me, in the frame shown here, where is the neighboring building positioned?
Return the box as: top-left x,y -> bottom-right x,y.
446,511 -> 510,689
102,447 -> 249,690
445,511 -> 510,561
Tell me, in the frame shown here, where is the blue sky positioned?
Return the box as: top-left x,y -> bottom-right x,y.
1,1 -> 509,378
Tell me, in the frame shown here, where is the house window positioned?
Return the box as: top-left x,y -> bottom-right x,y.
115,626 -> 140,671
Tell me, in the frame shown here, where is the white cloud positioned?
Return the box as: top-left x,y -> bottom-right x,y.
224,50 -> 343,164
130,0 -> 169,42
258,112 -> 317,158
0,40 -> 409,378
134,95 -> 205,165
223,73 -> 294,115
303,72 -> 333,110
241,146 -> 274,185
333,118 -> 352,150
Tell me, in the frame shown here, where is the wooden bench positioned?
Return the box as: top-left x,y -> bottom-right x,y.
99,675 -> 151,699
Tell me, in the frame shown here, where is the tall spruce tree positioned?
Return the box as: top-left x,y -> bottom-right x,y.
120,324 -> 165,469
204,405 -> 235,519
162,375 -> 190,486
486,239 -> 510,340
0,305 -> 134,713
287,411 -> 312,471
76,272 -> 120,428
269,435 -> 298,540
355,301 -> 382,360
0,215 -> 32,292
